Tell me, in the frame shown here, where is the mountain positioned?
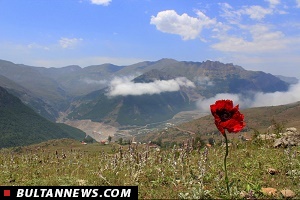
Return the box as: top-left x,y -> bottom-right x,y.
0,59 -> 70,112
121,59 -> 289,97
67,91 -> 193,126
0,58 -> 291,126
0,86 -> 85,148
1,58 -> 290,101
275,75 -> 299,84
0,74 -> 58,121
62,60 -> 289,126
66,70 -> 194,126
35,64 -> 124,96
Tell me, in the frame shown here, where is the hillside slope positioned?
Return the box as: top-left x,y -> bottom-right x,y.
137,101 -> 300,144
0,86 -> 85,148
0,74 -> 58,121
179,101 -> 300,134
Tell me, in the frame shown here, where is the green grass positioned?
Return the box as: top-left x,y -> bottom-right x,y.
0,138 -> 299,199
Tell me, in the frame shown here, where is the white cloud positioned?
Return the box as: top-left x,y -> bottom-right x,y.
197,93 -> 248,113
196,82 -> 300,113
107,76 -> 195,96
211,2 -> 300,66
251,83 -> 300,107
212,24 -> 287,53
239,5 -> 273,20
266,0 -> 280,8
219,3 -> 241,25
194,76 -> 214,86
59,37 -> 83,49
219,3 -> 275,23
81,78 -> 108,85
296,0 -> 300,7
90,0 -> 111,6
150,10 -> 216,40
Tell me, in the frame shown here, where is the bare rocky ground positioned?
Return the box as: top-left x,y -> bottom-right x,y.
57,110 -> 131,142
170,110 -> 208,123
62,110 -> 208,142
64,119 -> 119,142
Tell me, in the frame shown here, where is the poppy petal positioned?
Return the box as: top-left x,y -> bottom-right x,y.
210,99 -> 246,135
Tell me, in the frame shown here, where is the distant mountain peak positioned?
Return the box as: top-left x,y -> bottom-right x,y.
155,58 -> 179,64
61,65 -> 82,71
201,60 -> 245,71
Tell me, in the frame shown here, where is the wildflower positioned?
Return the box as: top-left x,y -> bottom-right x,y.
210,99 -> 245,135
210,99 -> 246,195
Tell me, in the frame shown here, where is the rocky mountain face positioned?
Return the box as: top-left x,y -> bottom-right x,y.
0,58 -> 294,125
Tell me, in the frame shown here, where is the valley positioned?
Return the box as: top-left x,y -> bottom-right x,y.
62,109 -> 208,143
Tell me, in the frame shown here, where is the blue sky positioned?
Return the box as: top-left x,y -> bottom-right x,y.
0,0 -> 300,78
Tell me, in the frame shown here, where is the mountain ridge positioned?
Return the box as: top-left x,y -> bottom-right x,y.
0,58 -> 295,126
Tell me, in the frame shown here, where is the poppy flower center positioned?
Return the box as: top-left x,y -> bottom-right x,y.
217,109 -> 232,122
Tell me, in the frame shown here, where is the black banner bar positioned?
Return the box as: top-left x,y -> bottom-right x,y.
0,186 -> 138,199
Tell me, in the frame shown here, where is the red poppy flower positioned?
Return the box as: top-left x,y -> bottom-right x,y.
210,99 -> 245,135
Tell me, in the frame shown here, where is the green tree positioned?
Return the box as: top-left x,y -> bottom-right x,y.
108,136 -> 112,143
118,138 -> 123,145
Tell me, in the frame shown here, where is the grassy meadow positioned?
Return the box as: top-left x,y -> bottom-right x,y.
0,137 -> 299,199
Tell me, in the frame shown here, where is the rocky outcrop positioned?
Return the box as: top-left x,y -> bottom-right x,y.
281,189 -> 296,198
273,127 -> 300,148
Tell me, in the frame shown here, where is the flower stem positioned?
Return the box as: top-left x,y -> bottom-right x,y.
224,132 -> 230,194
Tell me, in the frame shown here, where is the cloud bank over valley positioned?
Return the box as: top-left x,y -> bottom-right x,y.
106,76 -> 195,97
197,82 -> 300,113
105,74 -> 300,114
